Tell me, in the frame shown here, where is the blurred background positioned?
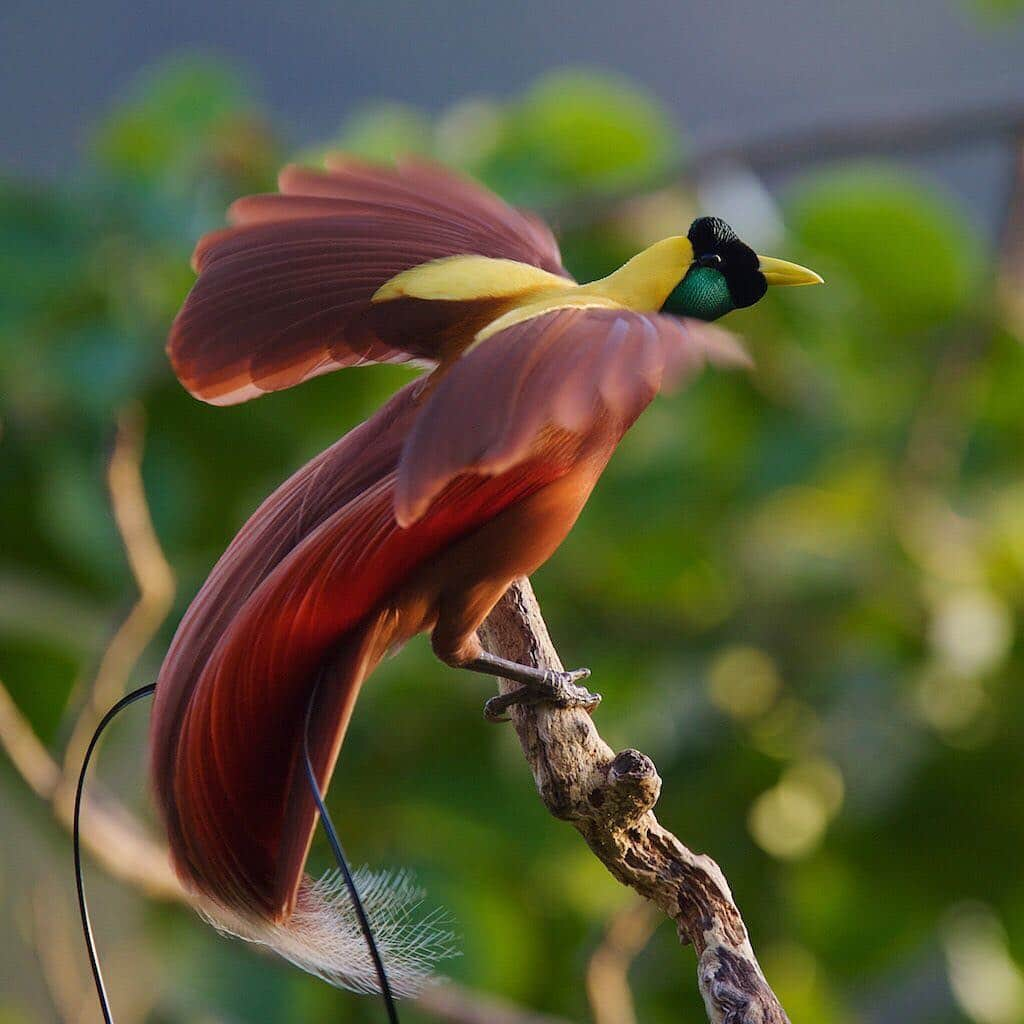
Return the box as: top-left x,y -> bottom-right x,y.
3,2 -> 1024,1022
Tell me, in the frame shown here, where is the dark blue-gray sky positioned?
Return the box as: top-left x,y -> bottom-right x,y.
3,0 -> 1024,224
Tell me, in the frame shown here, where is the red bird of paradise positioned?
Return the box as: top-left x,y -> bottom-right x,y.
150,157 -> 821,994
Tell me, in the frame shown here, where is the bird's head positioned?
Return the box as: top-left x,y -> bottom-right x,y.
662,216 -> 822,322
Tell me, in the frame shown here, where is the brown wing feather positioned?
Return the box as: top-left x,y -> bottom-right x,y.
395,307 -> 750,526
170,158 -> 569,405
298,156 -> 564,269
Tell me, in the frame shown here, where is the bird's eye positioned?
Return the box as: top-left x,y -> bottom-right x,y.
698,253 -> 723,269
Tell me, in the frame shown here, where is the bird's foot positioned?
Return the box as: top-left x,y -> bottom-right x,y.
484,667 -> 600,723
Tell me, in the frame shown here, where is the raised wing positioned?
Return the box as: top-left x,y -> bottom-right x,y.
168,157 -> 572,405
395,305 -> 750,526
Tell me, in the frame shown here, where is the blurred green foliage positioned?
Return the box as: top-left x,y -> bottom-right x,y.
2,59 -> 1024,1024
968,0 -> 1024,22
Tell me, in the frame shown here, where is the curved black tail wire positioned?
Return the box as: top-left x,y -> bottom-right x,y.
75,680 -> 399,1024
303,680 -> 400,1023
73,682 -> 157,1024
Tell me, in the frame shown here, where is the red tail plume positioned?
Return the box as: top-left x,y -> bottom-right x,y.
149,381 -> 565,991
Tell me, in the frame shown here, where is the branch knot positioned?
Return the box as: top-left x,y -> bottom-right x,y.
599,749 -> 661,827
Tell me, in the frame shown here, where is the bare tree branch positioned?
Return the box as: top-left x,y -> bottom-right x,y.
0,676 -> 62,799
62,405 -> 176,776
480,580 -> 791,1024
998,131 -> 1024,336
552,99 -> 1024,230
692,100 -> 1024,177
27,884 -> 90,1024
0,671 -> 182,901
0,405 -> 182,900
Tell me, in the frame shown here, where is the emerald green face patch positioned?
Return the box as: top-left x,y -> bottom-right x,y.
661,264 -> 736,322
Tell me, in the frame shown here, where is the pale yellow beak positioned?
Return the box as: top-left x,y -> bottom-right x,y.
758,255 -> 824,287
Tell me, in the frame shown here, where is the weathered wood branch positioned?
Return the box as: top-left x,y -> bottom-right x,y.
480,579 -> 790,1024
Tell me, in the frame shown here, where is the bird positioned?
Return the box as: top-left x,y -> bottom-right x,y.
150,155 -> 821,995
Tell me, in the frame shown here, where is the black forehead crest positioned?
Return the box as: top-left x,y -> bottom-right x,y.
688,216 -> 738,252
687,216 -> 766,308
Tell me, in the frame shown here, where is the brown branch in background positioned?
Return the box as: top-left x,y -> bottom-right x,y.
693,99 -> 1024,176
902,124 -> 1024,489
900,323 -> 990,488
0,678 -> 62,800
0,671 -> 182,901
27,882 -> 162,1024
62,405 -> 176,777
997,131 -> 1024,335
552,99 -> 1024,230
585,899 -> 660,1024
480,580 -> 791,1024
27,884 -> 91,1024
0,404 -> 182,900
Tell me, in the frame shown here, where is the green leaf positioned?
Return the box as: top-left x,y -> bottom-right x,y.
489,69 -> 677,203
332,102 -> 433,162
966,0 -> 1024,21
91,56 -> 269,188
787,165 -> 984,332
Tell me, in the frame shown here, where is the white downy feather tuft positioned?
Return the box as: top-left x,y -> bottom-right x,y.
197,868 -> 458,996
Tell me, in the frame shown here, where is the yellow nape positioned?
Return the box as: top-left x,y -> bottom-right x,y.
577,236 -> 694,311
474,235 -> 696,345
372,255 -> 572,303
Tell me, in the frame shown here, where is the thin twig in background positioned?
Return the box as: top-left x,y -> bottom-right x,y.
0,676 -> 62,799
62,405 -> 176,778
902,123 -> 1024,489
27,882 -> 162,1024
0,405 -> 181,899
0,670 -> 182,901
998,132 -> 1024,334
692,99 -> 1024,175
585,899 -> 661,1024
28,883 -> 90,1024
480,581 -> 791,1024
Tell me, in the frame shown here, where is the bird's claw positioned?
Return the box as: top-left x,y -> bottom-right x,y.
484,667 -> 600,723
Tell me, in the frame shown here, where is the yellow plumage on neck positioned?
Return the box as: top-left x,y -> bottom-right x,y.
576,236 -> 694,311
